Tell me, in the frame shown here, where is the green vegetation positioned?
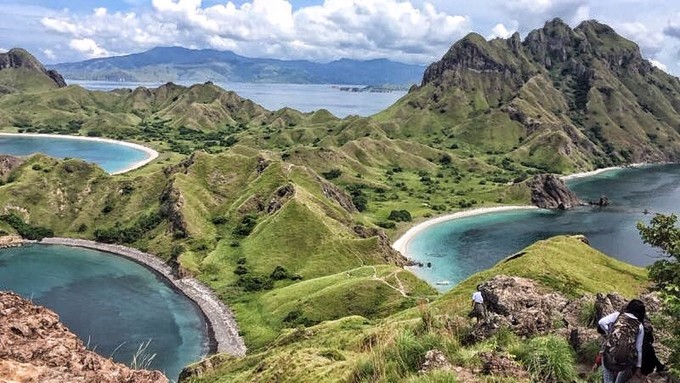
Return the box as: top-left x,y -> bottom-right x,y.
0,213 -> 54,240
1,17 -> 679,383
180,236 -> 651,382
513,335 -> 577,382
638,214 -> 680,374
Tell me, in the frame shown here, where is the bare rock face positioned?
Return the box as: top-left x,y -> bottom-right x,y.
527,174 -> 582,209
593,292 -> 628,319
0,291 -> 168,383
0,48 -> 67,88
478,275 -> 569,336
0,155 -> 24,178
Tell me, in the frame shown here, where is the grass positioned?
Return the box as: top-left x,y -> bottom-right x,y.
512,335 -> 577,383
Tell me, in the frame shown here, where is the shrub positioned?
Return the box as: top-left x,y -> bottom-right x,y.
322,168 -> 342,180
233,214 -> 257,237
0,214 -> 54,240
388,210 -> 412,222
234,264 -> 250,275
237,273 -> 274,292
352,193 -> 368,212
211,216 -> 228,225
513,335 -> 577,382
270,265 -> 290,280
377,221 -> 396,229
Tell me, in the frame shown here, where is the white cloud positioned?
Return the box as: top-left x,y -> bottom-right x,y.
69,38 -> 109,58
490,23 -> 516,39
616,21 -> 665,55
43,49 -> 56,60
41,17 -> 78,34
650,59 -> 668,72
0,48 -> 7,53
664,13 -> 680,39
38,0 -> 471,64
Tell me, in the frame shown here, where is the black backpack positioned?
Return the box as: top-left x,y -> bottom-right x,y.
602,314 -> 640,372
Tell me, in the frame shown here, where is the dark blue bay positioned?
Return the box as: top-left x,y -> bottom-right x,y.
0,245 -> 208,381
406,164 -> 680,291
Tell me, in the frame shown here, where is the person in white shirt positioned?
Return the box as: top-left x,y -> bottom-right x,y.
598,299 -> 646,383
468,285 -> 486,323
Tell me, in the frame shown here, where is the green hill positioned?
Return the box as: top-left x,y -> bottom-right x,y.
0,48 -> 66,94
378,18 -> 680,173
178,236 -> 649,383
0,19 -> 678,383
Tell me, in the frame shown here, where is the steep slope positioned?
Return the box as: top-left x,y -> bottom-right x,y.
177,236 -> 650,383
0,150 -> 431,350
0,291 -> 168,383
379,18 -> 680,173
49,46 -> 425,85
0,48 -> 66,94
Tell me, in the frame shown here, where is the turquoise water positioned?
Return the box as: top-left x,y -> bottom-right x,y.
0,245 -> 208,381
69,80 -> 407,118
0,135 -> 150,174
407,164 -> 680,291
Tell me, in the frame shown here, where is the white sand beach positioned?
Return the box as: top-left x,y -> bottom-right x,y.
392,205 -> 539,256
559,163 -> 647,181
0,132 -> 159,174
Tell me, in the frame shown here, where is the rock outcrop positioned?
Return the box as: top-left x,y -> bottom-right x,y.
0,291 -> 168,383
0,155 -> 24,179
0,48 -> 67,88
0,235 -> 22,248
526,174 -> 582,209
469,275 -> 569,340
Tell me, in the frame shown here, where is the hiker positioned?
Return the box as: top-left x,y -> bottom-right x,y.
468,285 -> 485,323
641,320 -> 666,375
598,299 -> 646,383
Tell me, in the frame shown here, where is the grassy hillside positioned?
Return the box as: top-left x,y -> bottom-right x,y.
0,18 -> 678,382
180,236 -> 649,383
377,19 -> 680,174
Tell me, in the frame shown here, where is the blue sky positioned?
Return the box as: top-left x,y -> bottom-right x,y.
1,0 -> 679,75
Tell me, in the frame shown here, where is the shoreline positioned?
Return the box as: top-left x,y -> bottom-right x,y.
392,205 -> 539,256
32,237 -> 246,358
559,163 -> 647,181
0,132 -> 159,175
393,162 -> 660,257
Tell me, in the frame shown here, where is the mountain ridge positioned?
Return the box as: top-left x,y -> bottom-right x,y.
0,48 -> 66,93
379,18 -> 680,173
49,46 -> 425,85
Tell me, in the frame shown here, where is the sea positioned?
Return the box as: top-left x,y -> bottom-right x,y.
0,245 -> 208,381
67,80 -> 408,118
405,164 -> 680,291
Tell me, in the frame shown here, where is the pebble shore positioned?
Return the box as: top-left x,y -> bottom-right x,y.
32,237 -> 246,357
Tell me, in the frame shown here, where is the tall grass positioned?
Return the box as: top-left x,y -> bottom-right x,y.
512,335 -> 577,383
130,339 -> 157,370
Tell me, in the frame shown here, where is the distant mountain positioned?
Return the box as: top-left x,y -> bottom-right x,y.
379,18 -> 680,173
0,48 -> 66,94
49,47 -> 425,86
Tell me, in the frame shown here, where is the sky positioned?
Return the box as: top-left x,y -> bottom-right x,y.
1,0 -> 679,75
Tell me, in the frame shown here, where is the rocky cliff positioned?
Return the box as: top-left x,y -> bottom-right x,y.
0,48 -> 66,93
387,18 -> 680,173
0,291 -> 168,383
526,173 -> 582,209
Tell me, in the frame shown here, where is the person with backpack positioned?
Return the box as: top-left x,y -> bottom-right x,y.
598,299 -> 646,383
